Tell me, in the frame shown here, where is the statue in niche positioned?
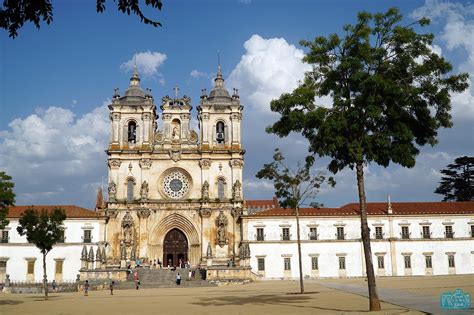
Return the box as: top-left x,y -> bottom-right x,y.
232,180 -> 242,201
215,211 -> 228,247
172,126 -> 180,140
140,181 -> 149,201
201,180 -> 210,201
108,181 -> 116,201
123,224 -> 133,244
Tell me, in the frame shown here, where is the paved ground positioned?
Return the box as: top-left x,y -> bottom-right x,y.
1,275 -> 472,314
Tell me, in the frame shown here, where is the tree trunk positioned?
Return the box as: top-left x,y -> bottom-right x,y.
356,163 -> 381,311
43,252 -> 48,300
295,205 -> 304,294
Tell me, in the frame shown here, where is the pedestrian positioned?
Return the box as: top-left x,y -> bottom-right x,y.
109,280 -> 115,295
52,280 -> 57,293
188,269 -> 192,281
135,278 -> 140,290
176,273 -> 181,286
84,280 -> 90,296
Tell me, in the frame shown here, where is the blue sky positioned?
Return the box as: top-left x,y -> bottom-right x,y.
1,0 -> 473,208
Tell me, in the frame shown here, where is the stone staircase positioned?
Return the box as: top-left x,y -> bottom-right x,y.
115,268 -> 216,289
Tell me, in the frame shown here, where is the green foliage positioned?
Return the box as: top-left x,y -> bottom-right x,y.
435,156 -> 474,202
1,0 -> 163,38
268,7 -> 469,173
16,207 -> 66,254
256,149 -> 335,209
0,171 -> 15,229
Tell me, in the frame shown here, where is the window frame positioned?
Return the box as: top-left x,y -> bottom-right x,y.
425,255 -> 433,269
311,256 -> 319,270
422,226 -> 431,239
375,226 -> 383,240
284,257 -> 291,271
257,257 -> 265,271
282,227 -> 290,241
1,230 -> 8,243
448,255 -> 455,268
337,227 -> 345,240
403,255 -> 411,269
338,256 -> 346,270
256,228 -> 265,241
401,226 -> 410,239
377,255 -> 385,269
83,229 -> 92,243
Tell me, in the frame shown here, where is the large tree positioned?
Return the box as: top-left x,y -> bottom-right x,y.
256,149 -> 335,294
435,156 -> 473,202
17,207 -> 66,300
0,171 -> 15,229
1,0 -> 163,38
267,8 -> 469,311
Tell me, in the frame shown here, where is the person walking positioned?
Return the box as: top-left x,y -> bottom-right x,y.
135,278 -> 140,290
84,280 -> 90,296
176,273 -> 181,286
52,280 -> 57,293
109,280 -> 115,295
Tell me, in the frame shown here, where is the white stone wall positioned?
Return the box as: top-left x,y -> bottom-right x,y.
245,215 -> 474,279
1,219 -> 103,282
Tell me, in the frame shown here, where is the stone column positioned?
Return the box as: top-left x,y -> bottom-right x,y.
112,112 -> 121,144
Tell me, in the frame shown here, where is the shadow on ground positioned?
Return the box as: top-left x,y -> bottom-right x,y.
0,300 -> 24,305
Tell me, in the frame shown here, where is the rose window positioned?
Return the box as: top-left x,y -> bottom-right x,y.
162,170 -> 191,199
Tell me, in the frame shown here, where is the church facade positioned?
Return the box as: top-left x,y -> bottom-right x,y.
103,65 -> 245,268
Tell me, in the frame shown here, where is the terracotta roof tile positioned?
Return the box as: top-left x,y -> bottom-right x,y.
245,197 -> 278,208
6,205 -> 101,219
249,201 -> 474,217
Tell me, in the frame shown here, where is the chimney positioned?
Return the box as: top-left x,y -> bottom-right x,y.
387,194 -> 393,215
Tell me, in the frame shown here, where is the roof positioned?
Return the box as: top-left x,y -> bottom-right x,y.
6,205 -> 101,219
247,201 -> 474,217
245,197 -> 279,208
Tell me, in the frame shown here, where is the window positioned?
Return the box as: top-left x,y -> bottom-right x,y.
338,256 -> 346,270
0,261 -> 6,268
27,260 -> 35,275
282,227 -> 290,241
284,258 -> 291,271
375,227 -> 383,239
127,179 -> 134,202
216,121 -> 225,144
257,258 -> 265,271
58,230 -> 65,243
1,230 -> 8,243
337,227 -> 345,240
471,225 -> 474,237
309,227 -> 318,240
404,256 -> 411,269
401,226 -> 410,239
218,178 -> 225,200
448,255 -> 455,268
422,226 -> 431,239
311,257 -> 318,270
128,121 -> 137,143
55,260 -> 64,274
425,255 -> 432,269
445,225 -> 454,239
83,230 -> 92,243
256,228 -> 264,241
377,256 -> 385,269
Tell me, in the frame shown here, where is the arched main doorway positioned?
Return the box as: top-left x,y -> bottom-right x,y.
163,228 -> 188,267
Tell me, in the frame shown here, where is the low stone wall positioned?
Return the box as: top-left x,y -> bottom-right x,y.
206,266 -> 252,282
2,281 -> 78,294
79,269 -> 128,282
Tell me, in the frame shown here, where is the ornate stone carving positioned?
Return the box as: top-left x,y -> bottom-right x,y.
108,159 -> 121,168
81,245 -> 88,261
122,212 -> 134,246
171,126 -> 180,140
215,211 -> 228,247
231,207 -> 243,218
230,159 -> 244,168
201,180 -> 210,201
162,113 -> 172,120
101,247 -> 106,264
137,208 -> 151,219
199,159 -> 211,169
161,95 -> 171,105
201,113 -> 209,120
230,113 -> 242,120
182,95 -> 191,106
139,159 -> 152,169
120,240 -> 126,260
130,245 -> 136,260
169,149 -> 181,162
199,208 -> 211,218
108,181 -> 117,201
189,130 -> 198,143
232,180 -> 242,201
154,131 -> 164,143
142,113 -> 151,120
88,247 -> 94,262
140,181 -> 149,201
239,242 -> 251,259
112,112 -> 121,120
105,209 -> 118,218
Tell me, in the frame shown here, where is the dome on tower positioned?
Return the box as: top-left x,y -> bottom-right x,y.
207,64 -> 231,102
123,66 -> 146,99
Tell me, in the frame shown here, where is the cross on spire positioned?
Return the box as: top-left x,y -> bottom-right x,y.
173,86 -> 180,98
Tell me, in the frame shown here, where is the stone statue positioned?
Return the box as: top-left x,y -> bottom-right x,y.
120,240 -> 126,260
206,243 -> 212,258
108,181 -> 117,201
201,180 -> 210,200
215,211 -> 228,247
140,181 -> 149,201
124,224 -> 133,244
172,126 -> 180,140
232,180 -> 242,201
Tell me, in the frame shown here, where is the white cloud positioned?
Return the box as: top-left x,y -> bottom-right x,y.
190,70 -> 208,78
0,103 -> 110,206
227,34 -> 311,112
120,51 -> 167,79
412,0 -> 474,120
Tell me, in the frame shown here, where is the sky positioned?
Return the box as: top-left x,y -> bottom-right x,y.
0,0 -> 473,209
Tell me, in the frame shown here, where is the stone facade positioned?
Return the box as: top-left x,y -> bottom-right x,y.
103,65 -> 244,268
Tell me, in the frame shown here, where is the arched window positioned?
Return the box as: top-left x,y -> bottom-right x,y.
127,179 -> 134,202
128,121 -> 137,143
218,178 -> 225,200
216,121 -> 225,144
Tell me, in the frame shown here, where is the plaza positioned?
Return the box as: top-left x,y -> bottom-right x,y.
2,275 -> 473,314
